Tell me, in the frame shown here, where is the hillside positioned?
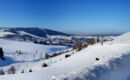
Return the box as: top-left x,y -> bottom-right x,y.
0,38 -> 69,70
0,27 -> 70,39
0,32 -> 130,80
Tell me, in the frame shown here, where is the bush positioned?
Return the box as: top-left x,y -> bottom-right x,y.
45,53 -> 50,59
0,69 -> 5,75
42,63 -> 48,68
95,58 -> 99,61
73,43 -> 82,51
21,70 -> 24,73
18,50 -> 22,54
29,69 -> 32,72
52,53 -> 58,57
88,39 -> 95,45
8,66 -> 15,74
73,42 -> 89,51
65,54 -> 71,58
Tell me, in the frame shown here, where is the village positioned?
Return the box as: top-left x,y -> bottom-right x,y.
32,35 -> 112,47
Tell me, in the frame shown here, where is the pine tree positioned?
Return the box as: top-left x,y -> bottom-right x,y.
0,47 -> 5,60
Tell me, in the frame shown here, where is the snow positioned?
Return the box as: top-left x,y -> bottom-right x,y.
111,32 -> 130,44
0,32 -> 130,80
17,31 -> 42,38
0,38 -> 69,73
0,30 -> 15,37
0,39 -> 68,55
48,35 -> 72,40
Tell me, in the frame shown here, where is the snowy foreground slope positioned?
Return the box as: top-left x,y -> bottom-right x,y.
0,32 -> 130,80
0,39 -> 69,72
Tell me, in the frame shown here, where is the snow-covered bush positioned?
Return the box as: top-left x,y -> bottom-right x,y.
8,66 -> 16,74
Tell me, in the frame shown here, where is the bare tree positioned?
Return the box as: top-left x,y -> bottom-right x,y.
97,36 -> 100,43
40,52 -> 43,60
101,38 -> 104,46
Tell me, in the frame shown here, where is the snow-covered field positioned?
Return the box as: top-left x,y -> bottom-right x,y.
0,30 -> 15,37
0,39 -> 69,75
0,32 -> 130,80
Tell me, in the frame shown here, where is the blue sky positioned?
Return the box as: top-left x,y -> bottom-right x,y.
0,0 -> 130,34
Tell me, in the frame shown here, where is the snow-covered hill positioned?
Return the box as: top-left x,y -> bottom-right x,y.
0,32 -> 130,80
0,29 -> 15,37
0,38 -> 69,73
0,27 -> 70,40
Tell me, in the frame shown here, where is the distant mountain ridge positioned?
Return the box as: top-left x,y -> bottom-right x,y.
0,27 -> 70,40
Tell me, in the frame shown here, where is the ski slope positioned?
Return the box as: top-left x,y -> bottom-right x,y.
0,32 -> 130,80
